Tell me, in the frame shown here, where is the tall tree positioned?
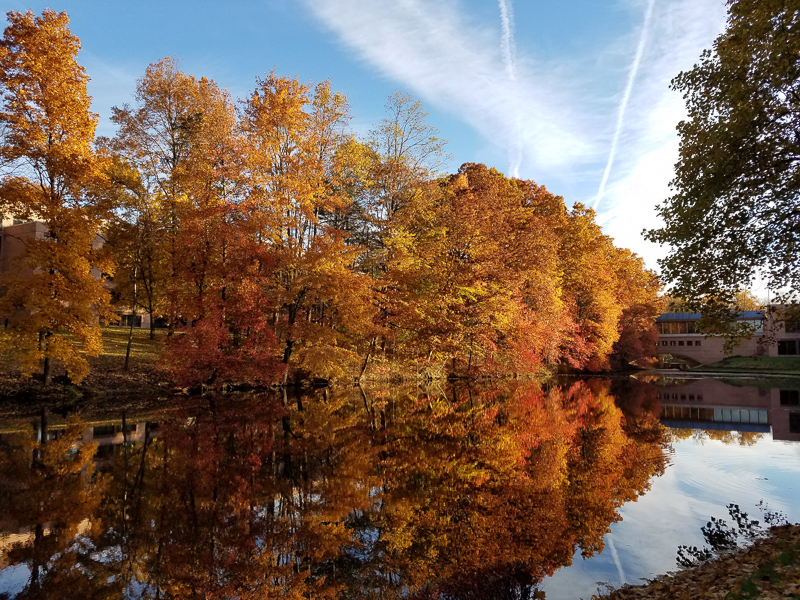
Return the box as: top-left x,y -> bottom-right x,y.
558,204 -> 622,370
607,248 -> 664,370
102,156 -> 169,341
367,92 -> 450,223
647,0 -> 800,307
0,10 -> 112,384
242,75 -> 373,383
108,58 -> 236,329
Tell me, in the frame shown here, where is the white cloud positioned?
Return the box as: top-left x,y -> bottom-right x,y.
303,0 -> 728,270
302,0 -> 594,173
596,0 -> 728,269
592,0 -> 656,212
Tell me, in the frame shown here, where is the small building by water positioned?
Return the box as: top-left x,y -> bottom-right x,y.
656,310 -> 800,365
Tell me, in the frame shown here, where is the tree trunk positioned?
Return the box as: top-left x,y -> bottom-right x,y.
39,331 -> 52,385
282,339 -> 294,386
42,355 -> 51,385
124,317 -> 135,371
125,263 -> 139,371
357,337 -> 376,381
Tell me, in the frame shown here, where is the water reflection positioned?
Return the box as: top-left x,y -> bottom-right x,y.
1,380 -> 672,598
653,377 -> 800,442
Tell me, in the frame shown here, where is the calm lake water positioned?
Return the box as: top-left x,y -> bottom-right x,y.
1,376 -> 799,599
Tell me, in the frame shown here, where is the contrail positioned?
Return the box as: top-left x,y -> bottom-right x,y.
498,0 -> 516,81
607,533 -> 627,584
498,0 -> 522,178
592,0 -> 655,211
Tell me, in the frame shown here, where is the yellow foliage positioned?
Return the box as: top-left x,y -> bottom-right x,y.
0,10 -> 113,383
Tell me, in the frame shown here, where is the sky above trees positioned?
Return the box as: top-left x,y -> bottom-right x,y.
6,0 -> 727,270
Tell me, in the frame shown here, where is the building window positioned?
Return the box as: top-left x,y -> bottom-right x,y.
785,321 -> 800,333
662,341 -> 668,346
780,390 -> 800,406
696,340 -> 701,346
657,321 -> 699,335
670,341 -> 676,346
790,412 -> 800,435
678,340 -> 685,346
740,319 -> 764,333
778,340 -> 799,355
121,314 -> 142,328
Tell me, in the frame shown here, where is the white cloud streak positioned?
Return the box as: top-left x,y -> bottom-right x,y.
304,0 -> 728,270
498,0 -> 516,82
303,0 -> 594,174
596,0 -> 727,269
592,0 -> 655,212
606,533 -> 626,584
498,0 -> 522,177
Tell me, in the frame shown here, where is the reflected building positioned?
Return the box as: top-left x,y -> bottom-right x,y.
0,418 -> 156,449
655,378 -> 800,442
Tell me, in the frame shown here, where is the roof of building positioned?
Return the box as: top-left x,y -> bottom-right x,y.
656,311 -> 765,322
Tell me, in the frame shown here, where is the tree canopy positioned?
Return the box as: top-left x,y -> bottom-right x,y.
647,0 -> 800,307
0,10 -> 664,385
0,9 -> 112,384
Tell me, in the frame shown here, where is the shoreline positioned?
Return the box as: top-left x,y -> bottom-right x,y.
594,524 -> 800,600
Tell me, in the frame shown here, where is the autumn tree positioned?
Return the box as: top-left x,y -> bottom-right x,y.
557,204 -> 623,370
0,10 -> 113,384
382,164 -> 561,373
646,0 -> 800,307
109,60 -> 285,387
108,58 -> 234,328
367,91 -> 450,223
102,155 -> 169,343
242,74 -> 375,383
608,248 -> 664,370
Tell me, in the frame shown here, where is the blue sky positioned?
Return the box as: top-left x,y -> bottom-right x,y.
6,0 -> 728,271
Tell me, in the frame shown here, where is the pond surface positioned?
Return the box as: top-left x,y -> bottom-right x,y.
0,376 -> 798,599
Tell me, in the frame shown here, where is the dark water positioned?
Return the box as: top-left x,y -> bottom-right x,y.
0,377 -> 798,599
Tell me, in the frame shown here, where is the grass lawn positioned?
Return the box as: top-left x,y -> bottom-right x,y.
90,326 -> 166,369
692,355 -> 800,375
1,326 -> 170,403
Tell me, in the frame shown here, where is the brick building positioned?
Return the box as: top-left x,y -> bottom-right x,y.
656,309 -> 800,365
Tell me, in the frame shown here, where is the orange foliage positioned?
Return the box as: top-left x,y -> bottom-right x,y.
1,13 -> 663,384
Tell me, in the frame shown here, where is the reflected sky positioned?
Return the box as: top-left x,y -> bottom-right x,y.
543,427 -> 800,600
1,377 -> 798,599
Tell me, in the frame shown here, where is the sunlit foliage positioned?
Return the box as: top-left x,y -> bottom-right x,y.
0,10 -> 662,385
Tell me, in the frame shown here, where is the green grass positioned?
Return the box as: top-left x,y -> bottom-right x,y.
90,326 -> 166,369
692,356 -> 800,375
